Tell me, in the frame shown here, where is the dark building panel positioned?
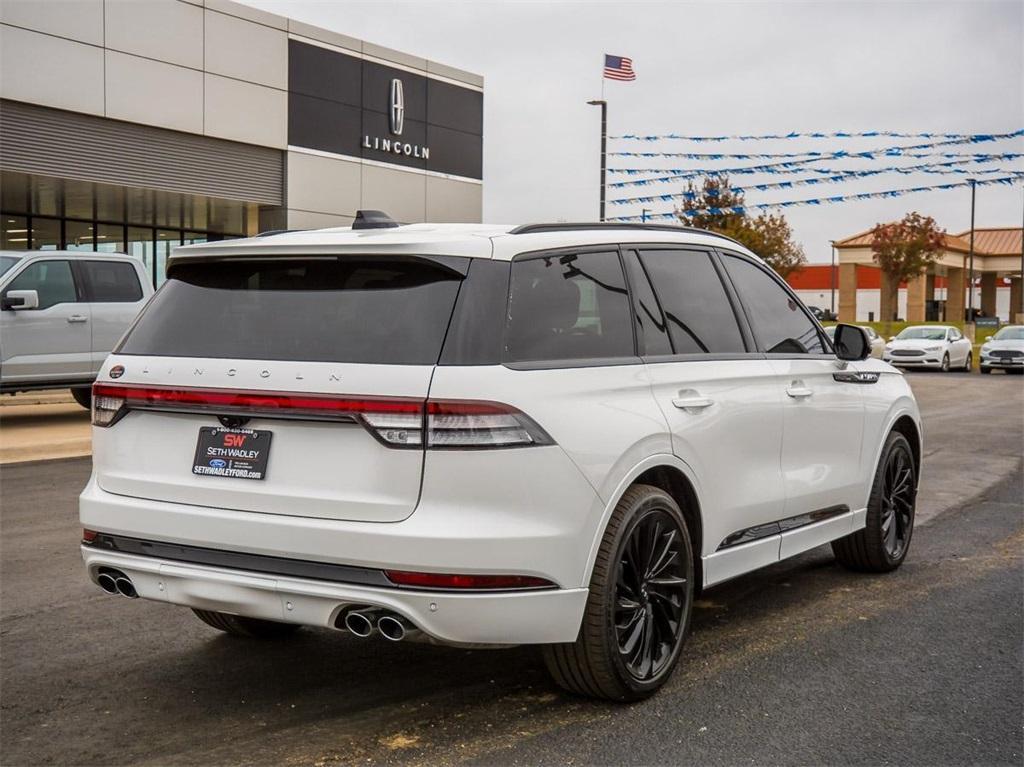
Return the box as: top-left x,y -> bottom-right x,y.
288,93 -> 364,157
426,125 -> 482,179
427,80 -> 483,136
288,39 -> 361,106
287,40 -> 483,180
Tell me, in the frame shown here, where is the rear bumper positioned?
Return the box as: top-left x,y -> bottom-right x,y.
81,546 -> 588,645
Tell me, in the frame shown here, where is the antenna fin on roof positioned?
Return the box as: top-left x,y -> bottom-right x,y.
352,210 -> 399,230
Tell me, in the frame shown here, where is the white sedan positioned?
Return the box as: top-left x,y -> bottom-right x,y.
825,325 -> 885,358
979,325 -> 1024,374
883,325 -> 973,372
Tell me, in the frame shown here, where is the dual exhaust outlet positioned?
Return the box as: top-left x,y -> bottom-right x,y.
341,607 -> 419,642
95,569 -> 138,599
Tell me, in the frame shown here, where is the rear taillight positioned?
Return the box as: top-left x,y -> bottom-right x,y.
426,400 -> 552,448
89,385 -> 553,449
92,384 -> 127,426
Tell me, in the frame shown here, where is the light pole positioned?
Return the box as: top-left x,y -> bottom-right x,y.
1020,186 -> 1024,319
967,178 -> 976,322
829,240 -> 836,319
641,208 -> 651,222
587,99 -> 607,222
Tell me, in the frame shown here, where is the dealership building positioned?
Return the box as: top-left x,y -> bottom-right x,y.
786,227 -> 1023,323
0,0 -> 483,286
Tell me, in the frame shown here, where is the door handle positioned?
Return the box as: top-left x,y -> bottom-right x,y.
672,393 -> 714,411
786,381 -> 813,399
67,315 -> 88,323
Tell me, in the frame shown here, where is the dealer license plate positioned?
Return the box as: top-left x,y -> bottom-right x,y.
192,427 -> 272,480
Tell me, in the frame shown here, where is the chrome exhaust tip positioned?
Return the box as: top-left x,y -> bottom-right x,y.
378,614 -> 418,642
96,573 -> 118,594
343,609 -> 377,638
114,576 -> 138,598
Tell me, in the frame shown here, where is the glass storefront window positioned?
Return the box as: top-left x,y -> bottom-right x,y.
95,224 -> 126,254
31,217 -> 61,250
155,229 -> 181,287
128,227 -> 155,286
65,220 -> 95,251
2,215 -> 30,249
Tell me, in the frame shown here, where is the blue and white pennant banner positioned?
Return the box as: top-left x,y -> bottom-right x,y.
609,153 -> 1024,173
609,155 -> 1024,188
608,160 -> 1024,206
610,129 -> 1024,143
605,175 -> 1024,222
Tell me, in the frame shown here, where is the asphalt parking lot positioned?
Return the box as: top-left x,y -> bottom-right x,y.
1,372 -> 1021,766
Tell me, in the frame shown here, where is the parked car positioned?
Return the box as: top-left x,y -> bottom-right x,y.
825,324 -> 885,358
80,216 -> 922,702
979,325 -> 1024,374
0,251 -> 152,407
807,305 -> 837,322
882,325 -> 973,372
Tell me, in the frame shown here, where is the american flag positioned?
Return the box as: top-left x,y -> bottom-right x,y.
603,54 -> 636,81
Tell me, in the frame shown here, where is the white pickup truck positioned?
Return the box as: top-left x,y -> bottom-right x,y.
0,251 -> 152,407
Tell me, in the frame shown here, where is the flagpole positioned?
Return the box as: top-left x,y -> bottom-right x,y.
588,98 -> 607,221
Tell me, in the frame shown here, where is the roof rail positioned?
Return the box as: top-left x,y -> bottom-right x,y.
507,222 -> 745,248
254,229 -> 304,238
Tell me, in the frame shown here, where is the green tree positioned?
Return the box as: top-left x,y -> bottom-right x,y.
675,175 -> 806,277
870,213 -> 946,321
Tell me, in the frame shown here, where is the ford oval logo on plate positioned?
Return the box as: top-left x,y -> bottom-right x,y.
209,459 -> 227,469
109,365 -> 125,379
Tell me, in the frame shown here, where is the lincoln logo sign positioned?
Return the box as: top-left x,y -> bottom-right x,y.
390,78 -> 404,135
362,77 -> 430,160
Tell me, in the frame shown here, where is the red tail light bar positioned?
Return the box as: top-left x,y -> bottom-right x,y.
91,383 -> 553,449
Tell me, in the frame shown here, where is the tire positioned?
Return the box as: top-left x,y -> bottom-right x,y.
70,386 -> 92,409
833,432 -> 917,573
192,609 -> 301,639
980,366 -> 991,375
940,353 -> 950,372
543,484 -> 694,701
963,352 -> 972,372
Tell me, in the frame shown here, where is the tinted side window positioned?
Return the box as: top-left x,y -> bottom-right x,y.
83,261 -> 143,302
639,249 -> 745,354
623,250 -> 672,356
506,251 -> 634,363
722,254 -> 825,354
6,260 -> 78,310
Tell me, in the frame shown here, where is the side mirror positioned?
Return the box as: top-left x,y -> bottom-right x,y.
833,323 -> 871,361
1,289 -> 39,310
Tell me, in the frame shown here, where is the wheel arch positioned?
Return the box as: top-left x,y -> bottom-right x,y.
583,455 -> 706,594
890,413 -> 922,480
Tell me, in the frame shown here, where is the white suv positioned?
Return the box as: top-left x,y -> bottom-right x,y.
80,215 -> 922,701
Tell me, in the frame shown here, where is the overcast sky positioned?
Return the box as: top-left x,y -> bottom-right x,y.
248,0 -> 1023,263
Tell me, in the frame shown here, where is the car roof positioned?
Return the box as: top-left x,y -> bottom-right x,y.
0,249 -> 139,261
167,222 -> 761,269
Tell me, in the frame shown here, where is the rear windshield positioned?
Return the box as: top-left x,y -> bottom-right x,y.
118,258 -> 463,364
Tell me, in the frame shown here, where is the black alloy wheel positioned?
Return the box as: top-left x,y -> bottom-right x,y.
615,510 -> 689,682
543,484 -> 694,701
833,431 -> 917,572
880,444 -> 914,560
